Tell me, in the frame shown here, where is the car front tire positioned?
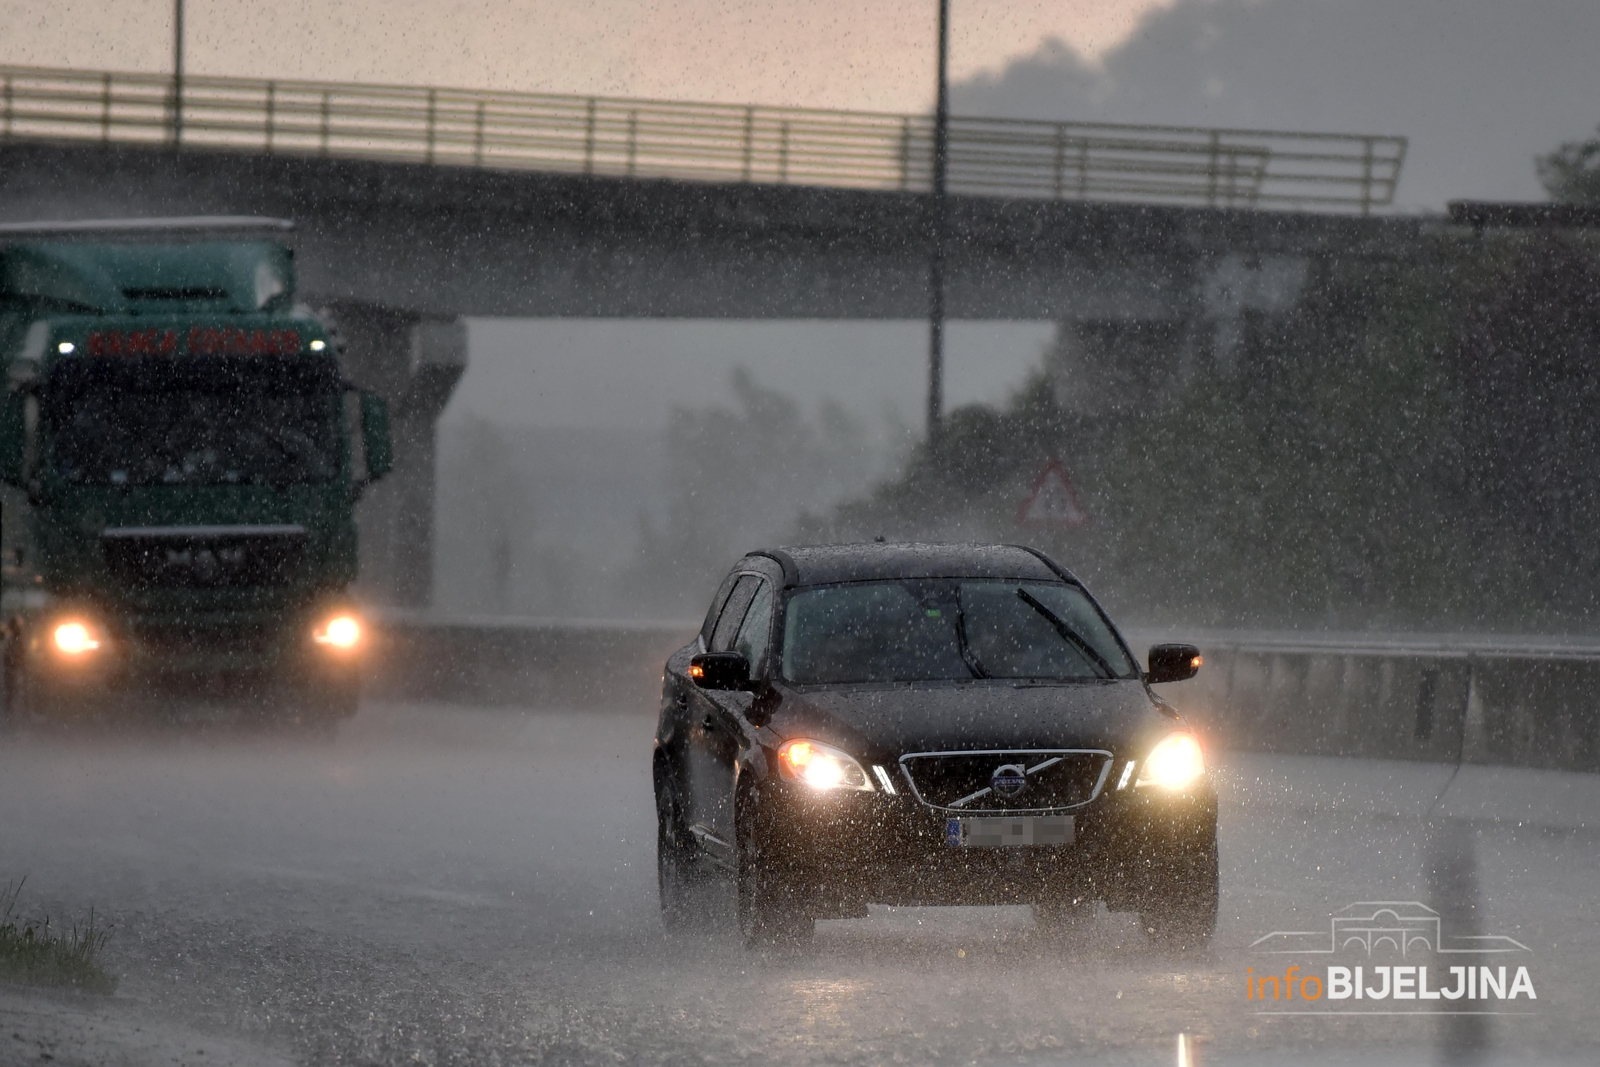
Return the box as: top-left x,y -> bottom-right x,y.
735,791 -> 813,949
656,775 -> 715,935
1138,835 -> 1218,952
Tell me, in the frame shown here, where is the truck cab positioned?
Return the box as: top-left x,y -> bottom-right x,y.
0,220 -> 392,720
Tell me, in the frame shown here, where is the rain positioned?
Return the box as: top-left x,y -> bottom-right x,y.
2,2 -> 1599,1065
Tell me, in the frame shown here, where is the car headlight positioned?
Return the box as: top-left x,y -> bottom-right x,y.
1135,732 -> 1205,790
313,613 -> 363,650
52,619 -> 102,656
776,738 -> 874,792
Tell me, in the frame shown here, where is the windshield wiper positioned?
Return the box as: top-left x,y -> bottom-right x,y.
951,595 -> 991,680
1015,588 -> 1115,679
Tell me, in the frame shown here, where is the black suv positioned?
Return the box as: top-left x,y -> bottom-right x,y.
653,543 -> 1216,948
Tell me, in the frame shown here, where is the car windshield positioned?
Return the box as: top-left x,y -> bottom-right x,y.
781,578 -> 1138,684
44,356 -> 342,487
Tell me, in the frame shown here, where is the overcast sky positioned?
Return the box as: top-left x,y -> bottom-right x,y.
0,1 -> 1170,112
953,0 -> 1600,209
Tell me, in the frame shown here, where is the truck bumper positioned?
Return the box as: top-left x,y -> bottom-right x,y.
4,602 -> 366,709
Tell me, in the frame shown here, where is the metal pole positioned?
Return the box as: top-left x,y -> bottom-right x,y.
172,0 -> 184,146
1361,137 -> 1374,215
898,117 -> 911,190
742,106 -> 754,181
101,73 -> 112,143
583,98 -> 596,174
926,0 -> 950,448
425,88 -> 437,164
474,101 -> 485,167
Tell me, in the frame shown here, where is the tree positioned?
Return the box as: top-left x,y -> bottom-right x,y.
1537,126 -> 1600,204
624,368 -> 885,616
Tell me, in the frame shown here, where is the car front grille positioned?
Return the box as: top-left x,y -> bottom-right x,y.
129,621 -> 282,657
898,750 -> 1113,813
101,525 -> 308,589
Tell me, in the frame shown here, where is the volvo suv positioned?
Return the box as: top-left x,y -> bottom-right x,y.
652,542 -> 1215,948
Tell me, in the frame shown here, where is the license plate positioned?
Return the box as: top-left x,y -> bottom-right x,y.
946,816 -> 1074,847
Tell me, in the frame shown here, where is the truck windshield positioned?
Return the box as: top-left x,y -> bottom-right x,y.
44,356 -> 342,487
780,579 -> 1139,685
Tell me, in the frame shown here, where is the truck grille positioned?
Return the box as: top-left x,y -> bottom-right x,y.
898,750 -> 1113,813
131,621 -> 281,657
101,525 -> 308,589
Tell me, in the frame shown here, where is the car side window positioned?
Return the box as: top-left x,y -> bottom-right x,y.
733,579 -> 774,675
699,572 -> 740,648
709,575 -> 759,653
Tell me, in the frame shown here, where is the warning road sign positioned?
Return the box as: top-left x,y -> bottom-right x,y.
1017,458 -> 1089,528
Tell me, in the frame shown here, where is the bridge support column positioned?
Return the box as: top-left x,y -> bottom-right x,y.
322,302 -> 467,608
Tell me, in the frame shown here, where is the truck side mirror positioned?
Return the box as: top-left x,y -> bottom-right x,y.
1147,644 -> 1203,684
359,392 -> 393,480
0,391 -> 26,487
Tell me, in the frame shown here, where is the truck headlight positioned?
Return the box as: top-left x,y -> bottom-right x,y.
1135,732 -> 1205,790
313,613 -> 362,650
777,739 -> 874,792
52,620 -> 102,656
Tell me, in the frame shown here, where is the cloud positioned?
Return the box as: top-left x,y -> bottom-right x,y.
951,0 -> 1600,208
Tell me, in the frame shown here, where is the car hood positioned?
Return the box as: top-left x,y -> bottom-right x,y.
767,679 -> 1178,762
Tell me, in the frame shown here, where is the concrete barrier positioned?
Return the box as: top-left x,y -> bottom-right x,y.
1138,631 -> 1600,775
366,613 -> 694,710
368,615 -> 1600,774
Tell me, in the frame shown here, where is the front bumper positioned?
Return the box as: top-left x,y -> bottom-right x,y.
7,603 -> 364,695
751,774 -> 1217,912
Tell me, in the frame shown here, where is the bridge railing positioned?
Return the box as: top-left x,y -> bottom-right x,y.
0,65 -> 1406,212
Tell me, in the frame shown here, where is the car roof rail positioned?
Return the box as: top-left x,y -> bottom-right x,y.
745,549 -> 799,587
1006,544 -> 1080,585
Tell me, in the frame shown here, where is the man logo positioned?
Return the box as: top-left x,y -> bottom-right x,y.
991,763 -> 1027,799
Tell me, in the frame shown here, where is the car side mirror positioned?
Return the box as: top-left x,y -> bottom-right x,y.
689,651 -> 751,691
0,391 -> 24,486
1147,643 -> 1202,684
359,391 -> 393,480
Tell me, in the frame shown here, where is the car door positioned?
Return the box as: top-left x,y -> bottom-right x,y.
684,574 -> 760,858
706,576 -> 774,838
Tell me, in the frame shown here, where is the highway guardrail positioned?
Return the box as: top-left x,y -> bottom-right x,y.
368,616 -> 1598,773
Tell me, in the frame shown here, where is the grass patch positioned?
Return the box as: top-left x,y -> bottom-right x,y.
0,880 -> 117,994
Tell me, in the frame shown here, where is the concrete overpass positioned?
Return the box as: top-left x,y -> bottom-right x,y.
0,67 -> 1420,606
0,137 -> 1418,321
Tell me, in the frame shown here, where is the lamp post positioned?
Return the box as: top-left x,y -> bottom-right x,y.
926,0 -> 950,449
172,0 -> 184,145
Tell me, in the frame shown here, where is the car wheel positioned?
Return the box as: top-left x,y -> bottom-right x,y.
656,776 -> 714,934
1138,836 -> 1218,952
735,795 -> 813,949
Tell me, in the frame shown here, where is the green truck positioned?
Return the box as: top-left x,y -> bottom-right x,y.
0,218 -> 392,721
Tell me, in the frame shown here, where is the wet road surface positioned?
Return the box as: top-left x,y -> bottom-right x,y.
1,703 -> 1596,1066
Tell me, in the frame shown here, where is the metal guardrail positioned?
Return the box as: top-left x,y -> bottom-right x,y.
0,65 -> 1406,212
1128,629 -> 1600,663
363,615 -> 1596,773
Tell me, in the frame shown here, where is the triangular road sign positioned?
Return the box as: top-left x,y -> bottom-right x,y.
1017,458 -> 1089,528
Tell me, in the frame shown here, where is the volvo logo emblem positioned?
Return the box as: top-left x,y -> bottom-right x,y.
991,763 -> 1027,799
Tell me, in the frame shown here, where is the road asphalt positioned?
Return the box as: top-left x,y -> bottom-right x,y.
1,702 -> 1595,1066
